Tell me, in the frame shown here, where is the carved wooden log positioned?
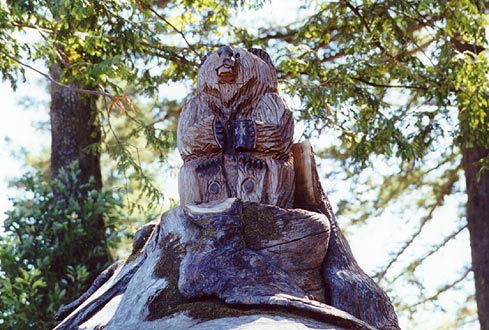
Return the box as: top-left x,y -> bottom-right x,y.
293,141 -> 400,330
54,201 -> 374,330
240,202 -> 330,301
180,200 -> 306,301
181,199 -> 330,302
177,47 -> 295,208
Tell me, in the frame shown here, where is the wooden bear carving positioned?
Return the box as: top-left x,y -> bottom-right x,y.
177,46 -> 295,208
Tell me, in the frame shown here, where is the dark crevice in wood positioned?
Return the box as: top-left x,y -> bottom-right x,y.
254,230 -> 329,250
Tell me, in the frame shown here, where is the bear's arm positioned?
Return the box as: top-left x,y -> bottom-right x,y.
177,97 -> 221,161
252,94 -> 294,155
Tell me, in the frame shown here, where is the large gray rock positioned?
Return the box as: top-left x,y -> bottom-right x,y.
54,199 -> 374,330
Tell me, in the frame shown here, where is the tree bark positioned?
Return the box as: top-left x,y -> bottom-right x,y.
50,63 -> 102,190
462,146 -> 489,330
293,141 -> 400,330
49,62 -> 108,273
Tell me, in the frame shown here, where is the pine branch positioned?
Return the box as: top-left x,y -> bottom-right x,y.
396,37 -> 436,59
374,163 -> 462,282
343,0 -> 372,33
138,41 -> 196,66
0,49 -> 115,99
11,21 -> 54,33
146,7 -> 200,59
408,267 -> 472,308
353,77 -> 428,90
389,224 -> 468,283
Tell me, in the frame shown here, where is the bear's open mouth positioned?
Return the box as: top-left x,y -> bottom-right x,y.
217,64 -> 233,74
216,64 -> 237,83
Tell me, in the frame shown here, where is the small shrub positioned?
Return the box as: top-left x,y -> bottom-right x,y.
0,163 -> 123,330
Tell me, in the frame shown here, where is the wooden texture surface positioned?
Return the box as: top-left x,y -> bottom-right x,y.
181,200 -> 330,303
293,143 -> 401,330
293,140 -> 322,206
177,47 -> 294,208
54,202 -> 374,330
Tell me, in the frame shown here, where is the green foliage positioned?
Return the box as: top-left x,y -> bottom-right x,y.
256,1 -> 487,327
275,0 -> 488,167
0,0 -> 488,329
0,0 -> 265,210
0,163 -> 123,329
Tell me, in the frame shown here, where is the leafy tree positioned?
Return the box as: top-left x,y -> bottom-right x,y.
1,0 -> 488,329
0,164 -> 122,329
254,1 -> 488,328
1,0 -> 261,202
0,0 -> 261,328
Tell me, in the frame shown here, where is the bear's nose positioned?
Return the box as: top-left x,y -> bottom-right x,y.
217,46 -> 234,58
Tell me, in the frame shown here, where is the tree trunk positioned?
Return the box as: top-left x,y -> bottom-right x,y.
49,62 -> 108,272
50,63 -> 102,190
462,146 -> 489,330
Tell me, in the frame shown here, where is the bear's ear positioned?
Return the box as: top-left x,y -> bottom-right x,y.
248,48 -> 275,70
199,53 -> 209,68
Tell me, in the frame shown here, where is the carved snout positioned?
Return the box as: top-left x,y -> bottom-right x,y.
216,46 -> 238,83
218,46 -> 236,62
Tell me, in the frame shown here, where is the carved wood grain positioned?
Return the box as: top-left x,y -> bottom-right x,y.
293,142 -> 401,330
177,48 -> 295,208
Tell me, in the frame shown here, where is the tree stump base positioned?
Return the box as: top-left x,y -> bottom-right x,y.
54,199 -> 375,330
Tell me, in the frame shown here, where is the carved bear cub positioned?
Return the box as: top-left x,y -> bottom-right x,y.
177,47 -> 295,208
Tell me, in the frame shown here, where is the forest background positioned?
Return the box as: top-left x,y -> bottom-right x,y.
0,0 -> 488,329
